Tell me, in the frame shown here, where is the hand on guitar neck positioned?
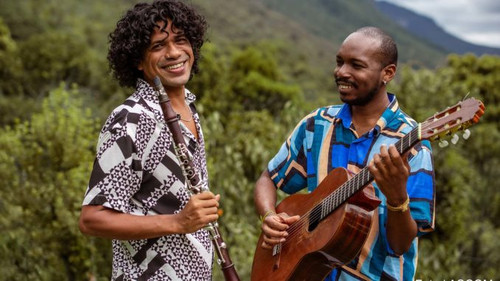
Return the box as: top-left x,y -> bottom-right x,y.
369,144 -> 410,206
368,144 -> 417,255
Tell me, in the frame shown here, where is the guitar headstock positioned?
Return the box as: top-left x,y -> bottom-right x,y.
420,97 -> 485,145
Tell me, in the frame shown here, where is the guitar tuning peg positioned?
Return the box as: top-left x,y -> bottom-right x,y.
463,129 -> 471,140
451,134 -> 459,144
439,139 -> 449,148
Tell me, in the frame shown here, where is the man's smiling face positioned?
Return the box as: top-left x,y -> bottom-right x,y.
138,20 -> 194,94
333,33 -> 387,106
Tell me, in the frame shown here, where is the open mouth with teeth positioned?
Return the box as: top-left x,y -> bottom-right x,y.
338,84 -> 353,90
165,62 -> 184,70
336,78 -> 356,91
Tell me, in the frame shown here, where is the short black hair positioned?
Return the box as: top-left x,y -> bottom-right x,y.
108,0 -> 208,88
355,26 -> 398,67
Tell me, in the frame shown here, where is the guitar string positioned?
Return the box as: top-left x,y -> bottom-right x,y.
276,128 -> 419,247
281,152 -> 383,243
283,171 -> 362,240
281,169 -> 362,242
281,128 -> 418,242
275,115 -> 470,246
283,139 -> 404,240
281,170 -> 364,244
282,164 -> 387,245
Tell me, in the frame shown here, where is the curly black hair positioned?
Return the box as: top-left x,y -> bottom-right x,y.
108,0 -> 208,88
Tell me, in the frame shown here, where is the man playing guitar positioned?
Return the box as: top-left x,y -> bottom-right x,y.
253,27 -> 435,281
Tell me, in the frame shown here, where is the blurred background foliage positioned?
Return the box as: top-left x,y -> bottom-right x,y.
0,0 -> 498,280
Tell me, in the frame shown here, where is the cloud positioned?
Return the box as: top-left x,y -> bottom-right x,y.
475,0 -> 500,12
377,0 -> 500,48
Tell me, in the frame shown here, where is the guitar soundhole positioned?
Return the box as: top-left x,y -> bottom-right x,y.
308,205 -> 322,232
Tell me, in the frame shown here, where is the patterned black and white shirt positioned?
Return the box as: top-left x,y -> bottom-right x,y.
82,79 -> 213,280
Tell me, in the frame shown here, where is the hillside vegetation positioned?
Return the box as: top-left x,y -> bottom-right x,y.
0,0 -> 498,280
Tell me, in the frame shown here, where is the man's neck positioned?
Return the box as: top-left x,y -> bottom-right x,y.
350,92 -> 390,136
168,90 -> 186,108
164,85 -> 185,101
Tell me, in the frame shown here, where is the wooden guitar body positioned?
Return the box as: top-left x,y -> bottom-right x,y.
251,167 -> 381,281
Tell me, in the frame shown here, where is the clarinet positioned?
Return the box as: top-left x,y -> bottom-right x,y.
153,77 -> 240,281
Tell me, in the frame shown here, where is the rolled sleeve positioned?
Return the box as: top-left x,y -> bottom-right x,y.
83,116 -> 142,213
268,118 -> 308,194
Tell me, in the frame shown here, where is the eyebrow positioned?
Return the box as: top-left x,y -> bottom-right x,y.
170,30 -> 186,39
151,35 -> 168,47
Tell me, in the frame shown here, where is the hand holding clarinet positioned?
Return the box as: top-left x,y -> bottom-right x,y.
176,192 -> 221,234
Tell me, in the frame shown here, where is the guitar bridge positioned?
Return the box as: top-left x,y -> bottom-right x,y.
272,243 -> 282,270
272,243 -> 282,256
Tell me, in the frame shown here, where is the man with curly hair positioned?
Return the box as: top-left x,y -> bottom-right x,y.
79,1 -> 219,280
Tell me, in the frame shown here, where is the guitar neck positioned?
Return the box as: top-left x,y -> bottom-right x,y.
319,125 -> 421,218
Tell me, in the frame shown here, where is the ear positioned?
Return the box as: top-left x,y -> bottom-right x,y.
382,64 -> 396,83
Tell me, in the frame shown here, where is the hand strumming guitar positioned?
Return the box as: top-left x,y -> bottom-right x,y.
260,212 -> 300,249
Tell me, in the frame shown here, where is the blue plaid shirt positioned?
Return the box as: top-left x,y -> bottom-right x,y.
268,94 -> 435,281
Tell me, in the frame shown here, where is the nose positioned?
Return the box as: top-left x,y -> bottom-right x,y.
334,63 -> 348,78
165,42 -> 181,59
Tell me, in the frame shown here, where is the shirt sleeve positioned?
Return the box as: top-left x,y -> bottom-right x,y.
267,116 -> 309,194
407,140 -> 435,236
82,111 -> 143,214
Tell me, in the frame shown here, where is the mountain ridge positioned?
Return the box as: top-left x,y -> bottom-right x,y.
189,0 -> 453,100
374,1 -> 500,56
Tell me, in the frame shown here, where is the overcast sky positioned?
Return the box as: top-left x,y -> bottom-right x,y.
376,0 -> 500,48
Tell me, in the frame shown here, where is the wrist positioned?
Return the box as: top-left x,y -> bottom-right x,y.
386,195 -> 410,212
168,213 -> 186,234
260,210 -> 276,223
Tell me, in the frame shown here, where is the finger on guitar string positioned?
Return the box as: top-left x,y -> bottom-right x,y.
260,213 -> 295,249
388,145 -> 410,173
262,233 -> 286,249
264,213 -> 290,230
369,153 -> 383,178
280,213 -> 301,226
262,217 -> 289,238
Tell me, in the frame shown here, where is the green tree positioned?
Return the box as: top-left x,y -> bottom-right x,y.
191,42 -> 308,280
0,17 -> 22,96
0,84 -> 111,281
392,54 -> 500,279
227,44 -> 303,114
18,31 -> 92,97
0,17 -> 37,126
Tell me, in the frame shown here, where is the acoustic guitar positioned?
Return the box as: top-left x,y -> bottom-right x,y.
251,97 -> 485,281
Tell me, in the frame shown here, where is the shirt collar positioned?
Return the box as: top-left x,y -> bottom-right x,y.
337,93 -> 399,134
